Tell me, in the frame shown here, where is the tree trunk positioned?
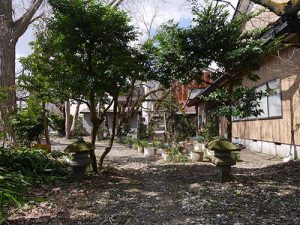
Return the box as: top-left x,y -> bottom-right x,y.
65,100 -> 71,139
226,115 -> 232,141
88,92 -> 102,172
99,93 -> 118,169
42,102 -> 50,145
0,0 -> 44,139
0,32 -> 17,139
70,100 -> 81,138
104,112 -> 110,137
227,81 -> 234,141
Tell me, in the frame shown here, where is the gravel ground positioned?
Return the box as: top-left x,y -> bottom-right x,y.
8,144 -> 300,225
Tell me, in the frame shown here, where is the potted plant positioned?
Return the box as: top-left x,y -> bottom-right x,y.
184,140 -> 194,154
65,138 -> 93,179
156,141 -> 167,155
190,149 -> 204,162
137,140 -> 148,153
125,136 -> 136,148
152,141 -> 161,155
162,148 -> 172,161
144,142 -> 155,157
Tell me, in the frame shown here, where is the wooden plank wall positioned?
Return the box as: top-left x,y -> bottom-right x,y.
232,46 -> 300,145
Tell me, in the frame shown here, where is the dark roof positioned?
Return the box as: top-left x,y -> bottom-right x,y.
261,17 -> 300,44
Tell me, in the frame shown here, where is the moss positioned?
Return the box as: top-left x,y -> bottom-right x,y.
205,140 -> 240,151
65,141 -> 94,153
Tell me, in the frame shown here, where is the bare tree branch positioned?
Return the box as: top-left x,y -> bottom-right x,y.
14,0 -> 44,38
29,13 -> 44,25
109,0 -> 125,8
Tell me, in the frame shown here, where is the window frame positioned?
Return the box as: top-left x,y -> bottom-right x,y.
233,78 -> 283,122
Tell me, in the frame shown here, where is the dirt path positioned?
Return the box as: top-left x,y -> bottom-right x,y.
9,146 -> 300,225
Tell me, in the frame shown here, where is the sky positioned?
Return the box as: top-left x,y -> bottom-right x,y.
16,0 -> 239,63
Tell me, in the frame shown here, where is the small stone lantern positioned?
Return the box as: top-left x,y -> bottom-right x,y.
65,138 -> 94,179
205,140 -> 241,182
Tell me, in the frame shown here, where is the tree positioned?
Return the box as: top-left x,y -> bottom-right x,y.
38,0 -> 149,171
0,0 -> 44,137
148,1 -> 283,140
18,27 -> 74,146
192,3 -> 283,140
115,81 -> 165,137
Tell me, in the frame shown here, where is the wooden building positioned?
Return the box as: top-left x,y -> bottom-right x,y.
188,2 -> 300,159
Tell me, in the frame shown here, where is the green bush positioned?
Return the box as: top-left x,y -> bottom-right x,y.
174,115 -> 197,142
137,140 -> 149,148
10,108 -> 44,147
166,147 -> 189,163
0,169 -> 27,223
72,116 -> 84,137
0,147 -> 69,184
137,123 -> 155,140
200,116 -> 219,142
49,114 -> 66,136
0,147 -> 69,223
125,136 -> 137,147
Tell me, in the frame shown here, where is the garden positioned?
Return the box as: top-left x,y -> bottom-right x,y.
0,0 -> 299,224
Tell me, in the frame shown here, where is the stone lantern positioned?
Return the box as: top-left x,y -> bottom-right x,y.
206,139 -> 241,182
65,138 -> 94,179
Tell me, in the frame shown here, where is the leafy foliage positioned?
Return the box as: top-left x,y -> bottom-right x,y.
49,114 -> 66,137
137,123 -> 154,140
166,147 -> 189,163
199,87 -> 268,118
72,116 -> 84,138
173,115 -> 197,142
0,169 -> 26,223
43,0 -> 149,100
147,2 -> 284,132
0,147 -> 69,222
9,98 -> 44,147
200,116 -> 219,142
0,147 -> 69,184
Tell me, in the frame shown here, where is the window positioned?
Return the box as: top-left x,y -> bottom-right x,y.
256,84 -> 269,119
233,78 -> 282,121
267,79 -> 281,117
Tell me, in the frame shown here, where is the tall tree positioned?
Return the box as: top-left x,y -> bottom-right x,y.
18,31 -> 67,146
0,0 -> 44,137
39,0 -> 149,171
148,1 -> 283,140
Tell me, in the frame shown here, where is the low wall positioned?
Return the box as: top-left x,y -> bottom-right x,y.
233,137 -> 300,159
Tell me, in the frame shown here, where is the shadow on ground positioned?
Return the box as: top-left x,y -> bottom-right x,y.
9,153 -> 300,225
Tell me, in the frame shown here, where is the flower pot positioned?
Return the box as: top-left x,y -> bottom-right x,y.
156,148 -> 166,155
194,143 -> 204,151
162,152 -> 169,161
185,144 -> 194,153
190,151 -> 204,162
138,146 -> 144,153
144,147 -> 155,157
